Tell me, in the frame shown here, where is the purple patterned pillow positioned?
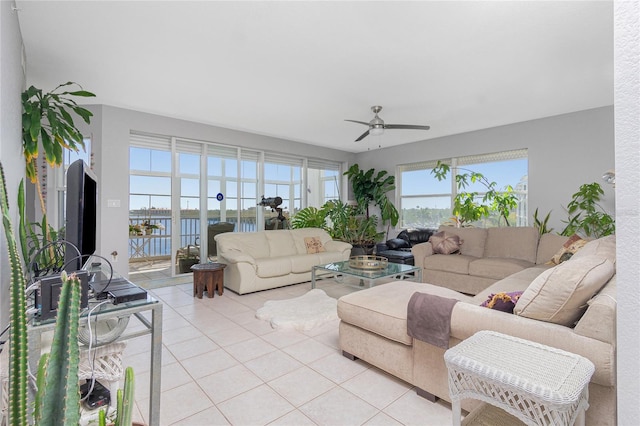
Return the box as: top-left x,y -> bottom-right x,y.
480,291 -> 524,314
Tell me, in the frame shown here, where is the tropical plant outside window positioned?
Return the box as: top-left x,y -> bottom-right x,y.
398,150 -> 528,228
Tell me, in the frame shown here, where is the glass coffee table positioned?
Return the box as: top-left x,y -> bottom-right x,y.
311,260 -> 422,289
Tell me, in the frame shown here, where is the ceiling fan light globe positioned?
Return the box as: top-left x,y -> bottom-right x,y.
370,127 -> 384,136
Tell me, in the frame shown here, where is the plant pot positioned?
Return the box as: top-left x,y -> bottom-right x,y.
178,258 -> 199,273
350,244 -> 375,257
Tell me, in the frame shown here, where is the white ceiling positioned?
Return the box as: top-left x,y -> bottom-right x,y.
16,1 -> 613,154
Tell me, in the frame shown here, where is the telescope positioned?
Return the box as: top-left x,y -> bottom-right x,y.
258,196 -> 283,209
258,196 -> 286,222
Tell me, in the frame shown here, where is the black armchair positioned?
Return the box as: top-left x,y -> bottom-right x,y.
376,228 -> 437,265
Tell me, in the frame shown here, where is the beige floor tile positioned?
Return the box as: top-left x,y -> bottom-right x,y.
267,409 -> 317,426
383,390 -> 454,426
170,406 -> 230,426
260,329 -> 309,349
299,387 -> 379,425
208,297 -> 254,318
166,335 -> 220,361
180,348 -> 239,379
341,368 -> 413,409
363,411 -> 404,426
245,350 -> 304,382
282,337 -> 335,364
162,315 -> 192,332
268,365 -> 335,407
225,337 -> 278,363
309,351 -> 369,384
311,326 -> 341,349
241,316 -> 281,336
162,324 -> 206,346
198,364 -> 263,403
206,324 -> 256,347
159,381 -> 214,425
217,384 -> 295,425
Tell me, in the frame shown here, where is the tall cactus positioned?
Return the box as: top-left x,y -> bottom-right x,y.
1,163 -> 29,426
99,366 -> 135,426
35,270 -> 82,426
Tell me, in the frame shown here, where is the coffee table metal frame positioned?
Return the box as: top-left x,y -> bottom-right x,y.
311,260 -> 422,289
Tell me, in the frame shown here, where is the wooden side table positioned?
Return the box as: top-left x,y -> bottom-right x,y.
444,330 -> 595,426
191,263 -> 226,298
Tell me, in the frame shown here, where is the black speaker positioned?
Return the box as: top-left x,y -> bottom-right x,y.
36,270 -> 89,320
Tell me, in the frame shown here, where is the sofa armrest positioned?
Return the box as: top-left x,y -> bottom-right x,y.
411,241 -> 434,270
324,240 -> 352,254
450,302 -> 615,387
219,251 -> 256,265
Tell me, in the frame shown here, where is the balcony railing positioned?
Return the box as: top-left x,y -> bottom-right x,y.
128,212 -> 257,260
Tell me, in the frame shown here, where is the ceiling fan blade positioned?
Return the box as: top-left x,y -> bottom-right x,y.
355,129 -> 370,142
384,124 -> 431,130
345,119 -> 370,126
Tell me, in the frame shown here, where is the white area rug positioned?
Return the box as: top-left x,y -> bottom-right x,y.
256,289 -> 338,331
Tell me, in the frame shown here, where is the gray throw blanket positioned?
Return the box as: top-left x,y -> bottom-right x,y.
407,292 -> 458,349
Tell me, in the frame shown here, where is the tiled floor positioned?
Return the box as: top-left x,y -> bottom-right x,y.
117,272 -> 454,425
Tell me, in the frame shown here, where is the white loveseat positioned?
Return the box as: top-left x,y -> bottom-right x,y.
215,228 -> 352,294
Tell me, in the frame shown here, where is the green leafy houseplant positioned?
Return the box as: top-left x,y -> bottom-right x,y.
22,82 -> 95,216
431,161 -> 518,227
560,182 -> 615,238
344,164 -> 399,237
532,208 -> 554,235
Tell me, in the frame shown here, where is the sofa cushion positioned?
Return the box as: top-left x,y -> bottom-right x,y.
429,231 -> 462,255
485,227 -> 539,263
468,257 -> 534,280
536,233 -> 570,264
288,254 -> 321,274
438,226 -> 487,258
337,281 -> 472,345
304,236 -> 326,254
514,255 -> 615,326
265,231 -> 298,257
572,235 -> 616,265
255,257 -> 292,278
423,254 -> 476,275
216,232 -> 271,259
290,228 -> 334,254
549,234 -> 588,265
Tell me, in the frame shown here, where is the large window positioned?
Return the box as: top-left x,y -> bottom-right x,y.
128,132 -> 342,272
398,149 -> 528,228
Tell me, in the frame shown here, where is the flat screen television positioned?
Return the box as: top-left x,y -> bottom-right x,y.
64,159 -> 98,272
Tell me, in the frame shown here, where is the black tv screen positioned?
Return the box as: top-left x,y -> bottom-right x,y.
64,159 -> 98,272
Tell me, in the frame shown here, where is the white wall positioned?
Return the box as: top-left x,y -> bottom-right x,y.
0,1 -> 26,328
614,1 -> 640,423
355,106 -> 615,235
77,105 -> 356,278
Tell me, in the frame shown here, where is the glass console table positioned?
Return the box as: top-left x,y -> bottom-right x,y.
29,287 -> 163,425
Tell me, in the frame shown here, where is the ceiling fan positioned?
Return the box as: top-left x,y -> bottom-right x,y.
345,106 -> 431,142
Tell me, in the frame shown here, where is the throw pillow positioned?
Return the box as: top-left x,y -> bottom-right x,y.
480,291 -> 523,314
429,231 -> 462,255
304,237 -> 326,254
514,255 -> 615,326
386,238 -> 411,250
549,234 -> 588,265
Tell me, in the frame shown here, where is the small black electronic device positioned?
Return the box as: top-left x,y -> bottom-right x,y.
36,270 -> 89,320
80,379 -> 111,410
108,282 -> 148,304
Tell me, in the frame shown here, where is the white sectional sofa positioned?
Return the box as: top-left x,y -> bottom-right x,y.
338,235 -> 617,425
215,228 -> 352,294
